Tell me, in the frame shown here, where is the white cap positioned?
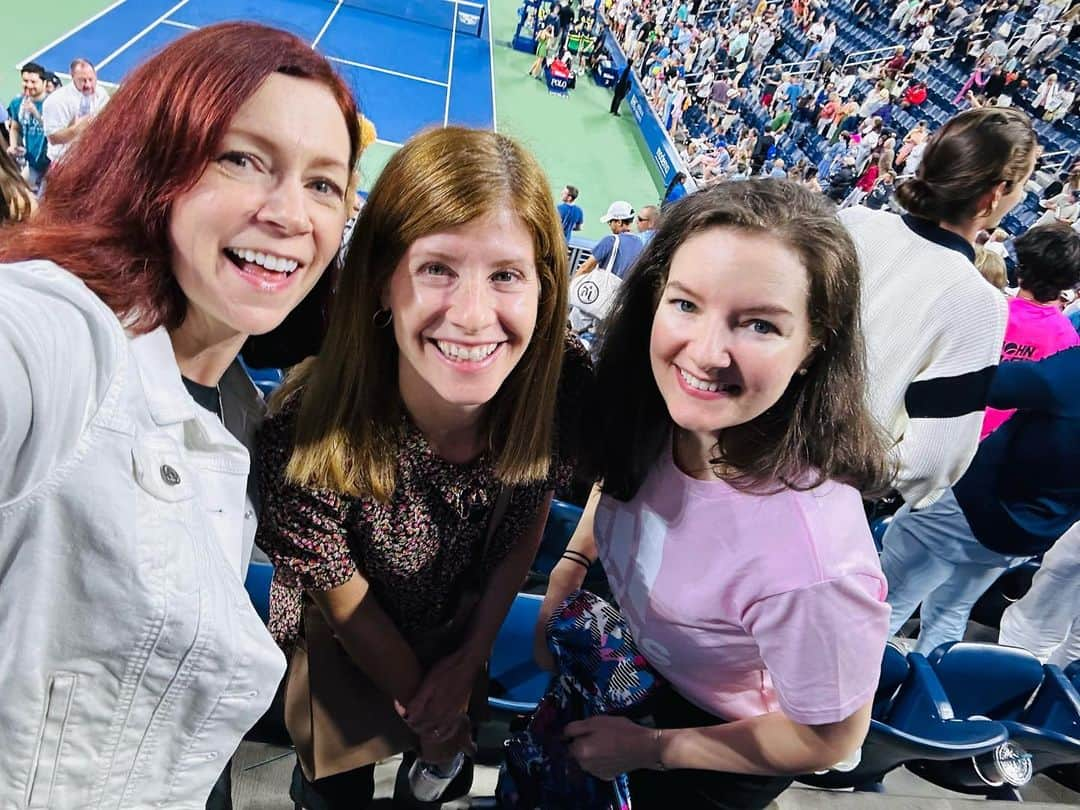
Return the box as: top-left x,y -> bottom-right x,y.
600,200 -> 635,222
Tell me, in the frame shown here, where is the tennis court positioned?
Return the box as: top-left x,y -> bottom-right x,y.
18,0 -> 496,146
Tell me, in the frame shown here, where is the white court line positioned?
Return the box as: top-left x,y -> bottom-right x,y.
97,0 -> 191,71
486,1 -> 498,131
311,0 -> 344,50
375,137 -> 404,148
326,55 -> 448,87
15,0 -> 129,69
443,7 -> 457,126
161,19 -> 197,30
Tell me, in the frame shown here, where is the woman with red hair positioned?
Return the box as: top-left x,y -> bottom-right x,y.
0,22 -> 360,807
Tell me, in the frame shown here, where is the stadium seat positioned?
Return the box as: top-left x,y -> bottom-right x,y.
488,592 -> 552,714
529,499 -> 608,590
870,515 -> 893,553
914,642 -> 1080,791
244,560 -> 274,624
798,644 -> 1011,791
244,365 -> 284,400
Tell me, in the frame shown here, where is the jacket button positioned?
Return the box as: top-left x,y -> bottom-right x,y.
160,464 -> 182,486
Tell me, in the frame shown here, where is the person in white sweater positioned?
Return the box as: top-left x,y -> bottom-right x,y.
838,107 -> 1038,509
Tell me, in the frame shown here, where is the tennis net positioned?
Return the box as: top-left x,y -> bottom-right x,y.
339,0 -> 485,37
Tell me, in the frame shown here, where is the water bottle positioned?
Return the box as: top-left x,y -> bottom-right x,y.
12,145 -> 26,171
407,751 -> 465,802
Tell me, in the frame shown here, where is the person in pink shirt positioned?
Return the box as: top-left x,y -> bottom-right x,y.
981,222 -> 1080,439
533,180 -> 893,808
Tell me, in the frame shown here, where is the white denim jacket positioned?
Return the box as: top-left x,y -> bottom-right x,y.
0,261 -> 286,808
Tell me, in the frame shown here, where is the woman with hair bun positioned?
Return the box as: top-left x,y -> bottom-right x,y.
838,106 -> 1038,510
0,22 -> 361,806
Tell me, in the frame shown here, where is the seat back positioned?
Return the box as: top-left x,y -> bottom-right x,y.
531,499 -> 584,578
1023,665 -> 1080,739
874,643 -> 910,719
928,642 -> 1044,720
885,653 -> 957,729
489,593 -> 551,713
244,560 -> 274,624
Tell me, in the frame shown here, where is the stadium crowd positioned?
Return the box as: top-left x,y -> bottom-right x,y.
0,0 -> 1079,808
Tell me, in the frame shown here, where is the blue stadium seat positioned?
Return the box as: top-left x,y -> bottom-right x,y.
870,515 -> 893,553
488,592 -> 552,714
530,499 -> 608,589
244,560 -> 274,624
244,365 -> 284,400
917,642 -> 1080,788
798,644 -> 1011,791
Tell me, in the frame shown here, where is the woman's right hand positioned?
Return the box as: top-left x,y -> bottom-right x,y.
418,714 -> 475,766
533,560 -> 588,671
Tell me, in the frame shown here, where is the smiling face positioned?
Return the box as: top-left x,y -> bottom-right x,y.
386,208 -> 540,421
650,227 -> 814,456
167,72 -> 351,346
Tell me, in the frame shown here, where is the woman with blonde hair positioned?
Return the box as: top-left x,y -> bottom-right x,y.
257,126 -> 589,809
0,146 -> 34,223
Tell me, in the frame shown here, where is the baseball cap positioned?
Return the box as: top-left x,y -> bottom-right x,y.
600,201 -> 635,222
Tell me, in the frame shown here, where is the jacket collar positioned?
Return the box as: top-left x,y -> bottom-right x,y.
901,214 -> 976,263
128,327 -> 197,426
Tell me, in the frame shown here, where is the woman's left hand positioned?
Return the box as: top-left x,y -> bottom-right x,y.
396,648 -> 480,737
564,716 -> 660,781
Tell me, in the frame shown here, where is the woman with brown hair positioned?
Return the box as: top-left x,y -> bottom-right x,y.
533,180 -> 892,809
0,144 -> 34,223
256,126 -> 588,809
838,106 -> 1038,510
0,22 -> 361,807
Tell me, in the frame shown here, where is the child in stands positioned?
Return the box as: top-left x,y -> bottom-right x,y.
534,179 -> 892,809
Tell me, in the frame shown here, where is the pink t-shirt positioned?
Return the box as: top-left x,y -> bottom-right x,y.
594,447 -> 890,725
981,296 -> 1080,439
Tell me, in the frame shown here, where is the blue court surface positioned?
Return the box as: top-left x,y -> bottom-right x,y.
20,0 -> 496,145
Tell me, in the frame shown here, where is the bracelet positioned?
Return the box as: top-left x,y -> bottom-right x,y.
561,550 -> 593,570
653,727 -> 666,771
560,551 -> 592,571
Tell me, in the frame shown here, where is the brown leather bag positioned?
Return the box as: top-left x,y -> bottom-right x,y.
285,487 -> 511,781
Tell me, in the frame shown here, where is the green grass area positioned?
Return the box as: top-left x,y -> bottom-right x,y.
3,0 -> 662,241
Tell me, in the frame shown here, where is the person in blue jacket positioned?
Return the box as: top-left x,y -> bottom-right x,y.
882,345 -> 1080,653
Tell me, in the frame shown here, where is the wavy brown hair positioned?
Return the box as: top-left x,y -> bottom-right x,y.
590,179 -> 892,500
274,127 -> 568,501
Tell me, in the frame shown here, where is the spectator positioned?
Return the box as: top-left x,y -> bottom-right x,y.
1037,189 -> 1079,227
42,57 -> 109,165
1000,521 -> 1080,667
0,146 -> 34,223
539,180 -> 890,806
838,107 -> 1037,508
981,223 -> 1080,438
884,345 -> 1080,653
574,200 -> 644,281
5,62 -> 51,195
557,184 -> 584,241
258,126 -> 585,810
900,79 -> 928,107
0,23 -> 362,806
636,203 -> 659,244
864,170 -> 896,210
974,244 -> 1008,289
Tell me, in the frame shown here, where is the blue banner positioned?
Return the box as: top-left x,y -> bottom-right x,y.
602,29 -> 689,190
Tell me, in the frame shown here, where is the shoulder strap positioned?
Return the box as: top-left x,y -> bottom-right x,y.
603,234 -> 621,274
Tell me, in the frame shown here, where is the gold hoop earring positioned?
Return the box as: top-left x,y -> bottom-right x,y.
372,308 -> 393,328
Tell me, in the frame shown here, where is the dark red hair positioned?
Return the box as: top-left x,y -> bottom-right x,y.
0,22 -> 361,334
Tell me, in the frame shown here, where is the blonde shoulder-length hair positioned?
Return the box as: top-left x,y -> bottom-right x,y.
273,126 -> 569,501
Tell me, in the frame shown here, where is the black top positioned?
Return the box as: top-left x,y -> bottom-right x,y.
182,377 -> 222,421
